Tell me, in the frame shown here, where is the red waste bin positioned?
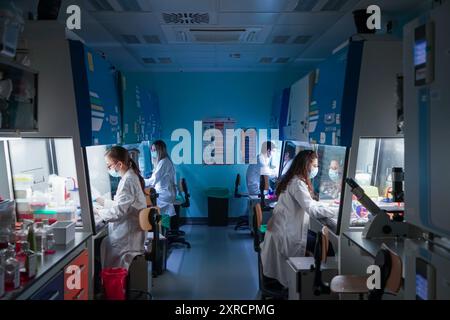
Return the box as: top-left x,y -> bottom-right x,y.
100,268 -> 128,300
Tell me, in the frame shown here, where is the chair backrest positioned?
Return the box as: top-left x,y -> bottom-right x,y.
368,244 -> 403,299
321,226 -> 329,263
253,203 -> 263,230
252,203 -> 263,252
179,178 -> 190,208
234,174 -> 241,197
383,244 -> 403,295
139,207 -> 160,231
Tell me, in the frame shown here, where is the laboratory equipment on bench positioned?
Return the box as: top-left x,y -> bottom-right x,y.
346,178 -> 408,239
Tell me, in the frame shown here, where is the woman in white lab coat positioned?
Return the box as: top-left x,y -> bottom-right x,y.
246,141 -> 277,195
145,140 -> 176,217
260,150 -> 338,288
95,146 -> 147,269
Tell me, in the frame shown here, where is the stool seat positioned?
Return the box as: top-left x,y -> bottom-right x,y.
330,275 -> 369,294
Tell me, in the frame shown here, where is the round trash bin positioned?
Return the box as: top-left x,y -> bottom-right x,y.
205,187 -> 230,226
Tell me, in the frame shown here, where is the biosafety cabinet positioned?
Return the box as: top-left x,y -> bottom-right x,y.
0,21 -> 95,300
402,0 -> 450,300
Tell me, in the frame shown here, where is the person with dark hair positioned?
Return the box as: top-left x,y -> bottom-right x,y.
281,144 -> 296,176
94,146 -> 147,269
260,150 -> 338,288
145,140 -> 177,217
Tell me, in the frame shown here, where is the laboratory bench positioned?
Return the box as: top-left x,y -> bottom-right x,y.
1,231 -> 93,300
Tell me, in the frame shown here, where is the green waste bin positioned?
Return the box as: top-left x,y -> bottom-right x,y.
205,187 -> 230,226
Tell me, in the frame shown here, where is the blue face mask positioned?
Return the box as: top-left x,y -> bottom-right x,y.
309,167 -> 319,179
329,169 -> 340,182
151,150 -> 158,159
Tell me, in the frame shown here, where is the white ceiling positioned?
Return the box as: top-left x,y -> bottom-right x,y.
18,0 -> 429,72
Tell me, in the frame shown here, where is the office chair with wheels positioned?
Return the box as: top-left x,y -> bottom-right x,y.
234,174 -> 250,231
330,243 -> 402,300
252,203 -> 288,300
165,178 -> 191,249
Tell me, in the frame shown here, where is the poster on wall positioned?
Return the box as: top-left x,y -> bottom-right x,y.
84,50 -> 122,146
202,118 -> 235,165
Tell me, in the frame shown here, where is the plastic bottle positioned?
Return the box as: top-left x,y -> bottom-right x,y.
5,244 -> 20,290
34,222 -> 47,255
16,241 -> 37,279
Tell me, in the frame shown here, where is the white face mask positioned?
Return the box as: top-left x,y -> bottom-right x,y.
108,163 -> 120,178
309,166 -> 319,179
329,169 -> 340,182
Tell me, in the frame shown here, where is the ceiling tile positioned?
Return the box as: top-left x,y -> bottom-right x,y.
147,0 -> 217,12
219,0 -> 290,12
218,13 -> 279,25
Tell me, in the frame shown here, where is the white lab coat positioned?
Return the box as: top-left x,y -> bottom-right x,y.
246,154 -> 277,195
260,176 -> 337,287
98,169 -> 147,270
145,158 -> 176,217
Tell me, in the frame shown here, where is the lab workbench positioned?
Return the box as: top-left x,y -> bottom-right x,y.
1,231 -> 92,300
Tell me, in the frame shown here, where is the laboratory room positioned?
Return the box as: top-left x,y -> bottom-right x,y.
0,0 -> 449,310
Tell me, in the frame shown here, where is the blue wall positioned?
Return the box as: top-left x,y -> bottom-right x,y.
123,71 -> 302,218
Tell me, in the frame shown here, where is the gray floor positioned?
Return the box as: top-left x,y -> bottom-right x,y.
153,225 -> 259,300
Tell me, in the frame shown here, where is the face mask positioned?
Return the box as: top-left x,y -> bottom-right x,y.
329,169 -> 340,182
309,167 -> 319,179
108,163 -> 120,178
151,151 -> 158,159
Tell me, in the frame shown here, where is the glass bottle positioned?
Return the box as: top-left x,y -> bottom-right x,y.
34,222 -> 47,255
0,226 -> 11,249
43,219 -> 55,254
5,244 -> 20,290
15,223 -> 29,244
27,223 -> 36,253
16,241 -> 37,279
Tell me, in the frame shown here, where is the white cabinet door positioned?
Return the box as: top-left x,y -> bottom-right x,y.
285,74 -> 312,141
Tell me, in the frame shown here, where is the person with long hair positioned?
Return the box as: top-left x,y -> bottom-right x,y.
145,140 -> 177,217
260,150 -> 338,288
94,146 -> 147,269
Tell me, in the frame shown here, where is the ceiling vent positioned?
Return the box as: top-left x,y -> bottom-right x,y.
142,58 -> 156,64
259,57 -> 274,64
272,35 -> 291,44
158,57 -> 172,64
275,57 -> 291,64
293,0 -> 320,12
143,35 -> 161,44
320,0 -> 348,11
293,35 -> 312,44
163,26 -> 269,44
121,34 -> 141,44
229,53 -> 241,59
163,13 -> 210,24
